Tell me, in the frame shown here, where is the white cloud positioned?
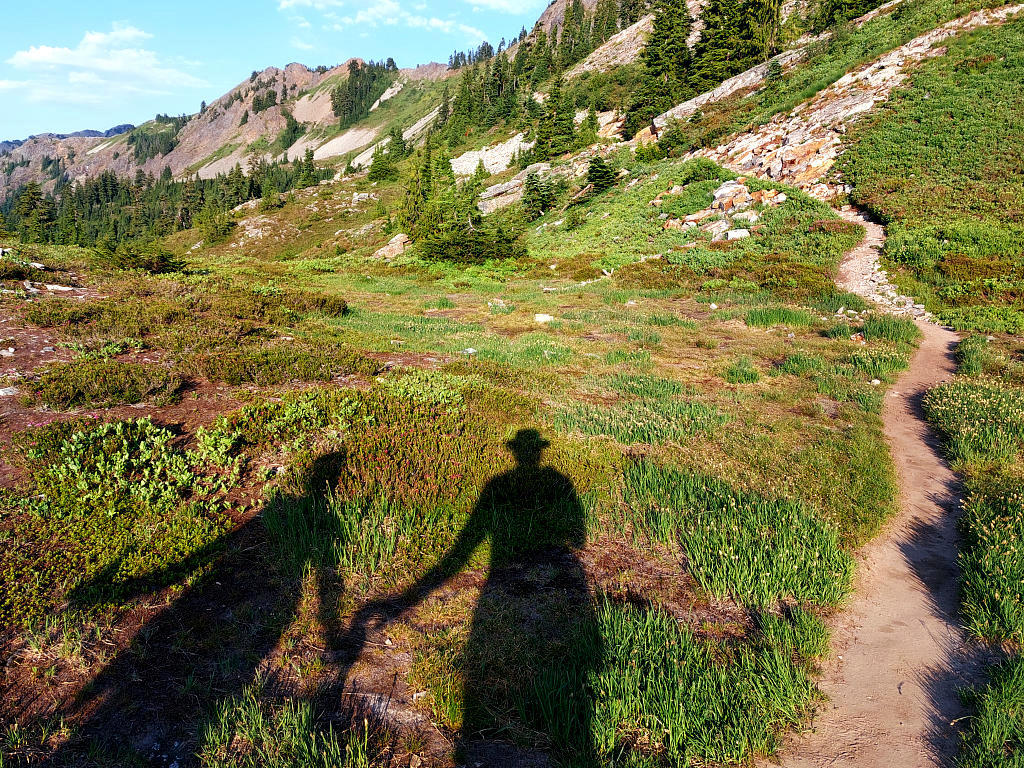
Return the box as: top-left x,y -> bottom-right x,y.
291,37 -> 316,51
283,0 -> 488,44
463,0 -> 545,12
5,22 -> 206,104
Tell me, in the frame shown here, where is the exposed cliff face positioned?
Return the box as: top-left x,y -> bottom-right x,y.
533,0 -> 604,34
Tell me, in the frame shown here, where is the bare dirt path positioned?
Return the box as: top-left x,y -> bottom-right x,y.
775,213 -> 982,767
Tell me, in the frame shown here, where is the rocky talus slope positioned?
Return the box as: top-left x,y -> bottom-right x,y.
684,4 -> 1024,200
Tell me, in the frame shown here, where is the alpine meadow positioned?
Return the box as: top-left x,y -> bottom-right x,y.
2,0 -> 1024,766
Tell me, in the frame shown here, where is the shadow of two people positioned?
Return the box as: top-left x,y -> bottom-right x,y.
47,429 -> 601,768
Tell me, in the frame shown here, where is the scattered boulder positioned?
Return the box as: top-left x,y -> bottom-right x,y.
535,314 -> 555,324
373,233 -> 411,259
725,229 -> 751,241
703,220 -> 731,240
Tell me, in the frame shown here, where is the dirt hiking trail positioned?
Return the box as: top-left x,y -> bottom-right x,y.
776,214 -> 982,767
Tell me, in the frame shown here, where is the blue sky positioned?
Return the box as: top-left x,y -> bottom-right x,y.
0,0 -> 548,140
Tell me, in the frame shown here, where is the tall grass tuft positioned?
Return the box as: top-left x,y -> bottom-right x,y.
591,598 -> 824,766
622,462 -> 853,606
861,315 -> 921,345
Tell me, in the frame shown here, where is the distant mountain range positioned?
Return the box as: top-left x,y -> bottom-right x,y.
0,125 -> 135,155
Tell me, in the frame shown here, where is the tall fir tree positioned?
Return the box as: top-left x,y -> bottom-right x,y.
623,0 -> 693,138
690,0 -> 758,91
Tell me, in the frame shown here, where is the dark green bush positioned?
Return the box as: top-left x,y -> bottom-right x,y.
29,359 -> 184,409
189,345 -> 381,386
419,220 -> 526,264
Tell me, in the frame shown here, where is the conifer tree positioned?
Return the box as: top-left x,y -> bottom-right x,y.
438,84 -> 451,127
620,0 -> 648,26
623,0 -> 693,137
388,125 -> 408,159
521,172 -> 555,220
368,144 -> 398,182
587,156 -> 617,193
546,79 -> 577,157
260,177 -> 281,212
691,0 -> 758,91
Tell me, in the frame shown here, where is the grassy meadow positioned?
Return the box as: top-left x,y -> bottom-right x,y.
841,15 -> 1024,334
0,154 -> 911,767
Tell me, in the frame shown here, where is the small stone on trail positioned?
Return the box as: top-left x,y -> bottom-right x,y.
709,303 -> 719,311
535,314 -> 555,324
0,387 -> 19,397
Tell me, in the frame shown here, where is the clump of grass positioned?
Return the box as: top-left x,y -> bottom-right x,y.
622,461 -> 853,606
425,296 -> 456,310
813,290 -> 870,314
861,315 -> 921,345
591,598 -> 824,766
604,348 -> 653,370
646,313 -> 697,328
746,307 -> 816,329
814,370 -> 882,414
776,352 -> 825,376
28,359 -> 184,409
958,475 -> 1024,644
627,328 -> 662,348
200,682 -> 377,767
725,356 -> 761,384
557,399 -> 728,446
603,373 -> 688,399
957,656 -> 1024,768
847,348 -> 910,380
924,380 -> 1024,466
825,321 -> 853,340
957,335 -> 992,377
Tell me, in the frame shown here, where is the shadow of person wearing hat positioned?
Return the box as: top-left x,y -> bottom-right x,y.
339,429 -> 601,766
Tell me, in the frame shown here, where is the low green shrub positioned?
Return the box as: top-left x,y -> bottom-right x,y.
188,345 -> 381,386
941,306 -> 1024,335
419,220 -> 526,264
0,419 -> 229,626
29,359 -> 184,409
